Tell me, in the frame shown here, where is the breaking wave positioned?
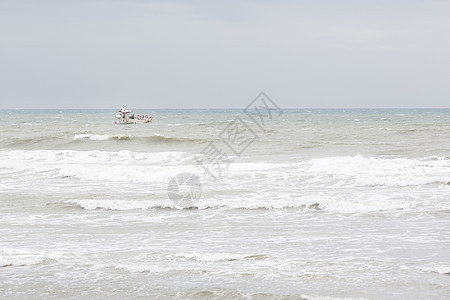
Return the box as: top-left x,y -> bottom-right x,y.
65,200 -> 172,211
0,251 -> 57,267
0,133 -> 211,149
174,252 -> 269,262
62,191 -> 449,214
2,150 -> 449,214
144,134 -> 210,144
304,154 -> 450,187
73,134 -> 111,141
418,265 -> 450,275
72,133 -> 208,144
2,150 -> 448,186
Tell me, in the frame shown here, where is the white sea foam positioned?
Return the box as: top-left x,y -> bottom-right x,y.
418,264 -> 450,275
0,149 -> 191,169
62,192 -> 433,214
305,154 -> 450,187
57,163 -> 194,183
66,199 -> 168,210
73,134 -> 110,141
190,193 -> 425,213
175,252 -> 268,262
98,263 -> 177,273
1,151 -> 449,214
0,251 -> 57,267
0,150 -> 194,189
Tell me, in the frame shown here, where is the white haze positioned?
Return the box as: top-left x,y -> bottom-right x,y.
0,0 -> 449,109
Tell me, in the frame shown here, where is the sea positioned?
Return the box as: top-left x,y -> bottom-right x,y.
0,108 -> 449,299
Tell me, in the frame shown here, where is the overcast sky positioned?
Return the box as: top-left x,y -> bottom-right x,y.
0,0 -> 449,109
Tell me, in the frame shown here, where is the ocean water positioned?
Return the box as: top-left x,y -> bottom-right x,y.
0,109 -> 449,299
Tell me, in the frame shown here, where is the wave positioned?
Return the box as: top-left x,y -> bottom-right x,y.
63,199 -> 323,212
0,135 -> 66,147
2,150 -> 449,214
0,251 -> 56,267
418,265 -> 450,275
187,120 -> 233,127
164,123 -> 183,127
144,134 -> 209,144
73,134 -> 135,141
305,154 -> 450,187
65,200 -> 172,211
175,252 -> 269,262
72,133 -> 209,144
0,133 -> 209,149
73,134 -> 111,141
0,150 -> 193,182
93,262 -> 179,274
2,151 -> 448,187
62,195 -> 432,214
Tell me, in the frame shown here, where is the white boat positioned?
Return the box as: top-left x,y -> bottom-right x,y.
115,108 -> 153,124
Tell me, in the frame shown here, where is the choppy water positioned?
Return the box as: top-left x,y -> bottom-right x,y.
0,109 -> 449,299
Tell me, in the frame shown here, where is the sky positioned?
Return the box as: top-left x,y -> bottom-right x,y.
0,0 -> 449,109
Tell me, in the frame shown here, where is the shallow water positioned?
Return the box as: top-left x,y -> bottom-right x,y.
0,109 -> 449,299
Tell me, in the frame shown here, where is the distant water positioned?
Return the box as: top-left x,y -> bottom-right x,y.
0,109 -> 449,299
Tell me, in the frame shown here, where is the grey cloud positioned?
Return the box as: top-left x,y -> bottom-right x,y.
0,0 -> 449,108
